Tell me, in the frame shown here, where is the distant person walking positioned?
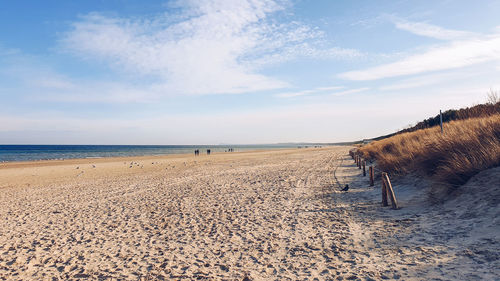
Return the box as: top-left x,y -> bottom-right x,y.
207,149 -> 211,155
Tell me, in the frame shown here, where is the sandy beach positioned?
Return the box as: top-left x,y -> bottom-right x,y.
0,146 -> 498,280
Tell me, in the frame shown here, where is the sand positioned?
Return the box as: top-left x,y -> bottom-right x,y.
0,146 -> 498,280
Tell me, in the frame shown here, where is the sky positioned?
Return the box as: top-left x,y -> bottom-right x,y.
1,0 -> 500,144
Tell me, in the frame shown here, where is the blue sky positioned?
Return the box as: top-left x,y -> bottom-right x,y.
1,0 -> 500,144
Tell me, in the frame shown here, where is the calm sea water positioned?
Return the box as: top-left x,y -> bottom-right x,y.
0,144 -> 303,162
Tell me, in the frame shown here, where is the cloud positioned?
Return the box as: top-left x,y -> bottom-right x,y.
250,44 -> 363,67
339,32 -> 500,81
30,75 -> 76,90
61,0 -> 359,96
275,86 -> 344,98
330,87 -> 369,96
34,82 -> 159,103
394,19 -> 477,40
62,14 -> 284,95
275,86 -> 369,98
0,49 -> 159,103
0,46 -> 21,57
378,71 -> 475,91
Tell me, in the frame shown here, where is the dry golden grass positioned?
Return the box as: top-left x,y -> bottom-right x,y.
359,114 -> 500,188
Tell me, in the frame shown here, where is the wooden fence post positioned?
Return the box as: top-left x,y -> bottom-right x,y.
362,160 -> 366,176
369,166 -> 374,186
382,173 -> 398,209
381,173 -> 388,207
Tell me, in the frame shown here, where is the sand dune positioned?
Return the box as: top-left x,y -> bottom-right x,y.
0,147 -> 498,280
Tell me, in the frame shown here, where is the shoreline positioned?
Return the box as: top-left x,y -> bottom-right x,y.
0,144 -> 328,165
0,147 -> 326,189
0,146 -> 317,170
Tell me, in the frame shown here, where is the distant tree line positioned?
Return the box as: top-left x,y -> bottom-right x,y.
398,101 -> 500,134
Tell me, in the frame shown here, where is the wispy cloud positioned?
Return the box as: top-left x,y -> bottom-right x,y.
378,71 -> 477,91
393,19 -> 477,40
275,86 -> 344,98
339,31 -> 500,81
0,46 -> 21,57
0,50 -> 158,103
30,75 -> 76,90
315,86 -> 346,91
62,10 -> 285,95
275,86 -> 370,98
61,0 -> 359,96
330,87 -> 369,96
250,44 -> 363,67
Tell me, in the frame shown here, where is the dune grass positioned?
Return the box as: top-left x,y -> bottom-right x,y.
359,114 -> 500,189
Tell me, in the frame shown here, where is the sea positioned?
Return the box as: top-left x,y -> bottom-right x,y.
0,144 -> 310,162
